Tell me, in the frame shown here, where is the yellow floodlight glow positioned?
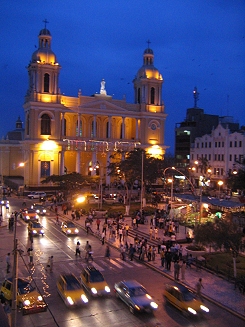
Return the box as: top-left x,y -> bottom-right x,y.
147,145 -> 163,158
77,196 -> 86,204
41,140 -> 57,151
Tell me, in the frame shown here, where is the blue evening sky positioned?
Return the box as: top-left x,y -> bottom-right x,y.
0,0 -> 244,153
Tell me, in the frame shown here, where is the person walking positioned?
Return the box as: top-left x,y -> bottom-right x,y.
75,241 -> 81,257
101,231 -> 105,245
46,256 -> 54,272
129,244 -> 136,261
160,249 -> 165,267
56,214 -> 59,225
196,278 -> 204,301
27,248 -> 34,266
105,245 -> 110,260
180,260 -> 186,280
154,227 -> 158,240
174,260 -> 180,280
149,227 -> 153,240
96,218 -> 101,230
6,253 -> 11,273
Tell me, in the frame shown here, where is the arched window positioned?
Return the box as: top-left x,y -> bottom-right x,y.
41,114 -> 51,135
150,87 -> 155,104
106,121 -> 109,138
44,73 -> 50,92
137,88 -> 141,104
91,120 -> 97,138
76,120 -> 82,137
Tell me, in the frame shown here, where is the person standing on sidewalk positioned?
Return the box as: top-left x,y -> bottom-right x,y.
149,227 -> 153,240
180,260 -> 186,280
6,253 -> 11,273
196,278 -> 204,301
174,260 -> 180,280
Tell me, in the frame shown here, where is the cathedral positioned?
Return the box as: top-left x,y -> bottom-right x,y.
0,25 -> 168,188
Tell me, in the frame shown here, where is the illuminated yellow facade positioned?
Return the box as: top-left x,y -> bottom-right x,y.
1,27 -> 168,187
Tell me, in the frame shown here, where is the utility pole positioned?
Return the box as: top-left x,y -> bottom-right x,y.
140,152 -> 143,215
11,213 -> 18,327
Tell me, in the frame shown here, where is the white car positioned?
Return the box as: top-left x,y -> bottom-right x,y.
27,192 -> 46,199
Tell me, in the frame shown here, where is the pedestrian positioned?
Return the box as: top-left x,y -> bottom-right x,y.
96,218 -> 101,230
6,253 -> 10,273
181,260 -> 186,280
196,278 -> 204,301
105,245 -> 110,260
54,205 -> 58,214
149,227 -> 153,240
4,300 -> 11,326
101,231 -> 105,245
165,250 -> 172,271
152,245 -> 156,261
129,244 -> 135,261
174,260 -> 180,280
27,248 -> 34,266
46,255 -> 54,272
154,227 -> 158,240
118,227 -> 123,242
75,241 -> 81,257
160,249 -> 165,267
147,245 -> 152,261
56,214 -> 59,225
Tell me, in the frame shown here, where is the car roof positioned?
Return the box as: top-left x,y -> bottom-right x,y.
85,265 -> 101,274
167,283 -> 190,293
5,278 -> 31,287
121,280 -> 142,288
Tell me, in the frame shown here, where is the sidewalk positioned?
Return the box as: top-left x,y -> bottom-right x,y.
72,213 -> 245,320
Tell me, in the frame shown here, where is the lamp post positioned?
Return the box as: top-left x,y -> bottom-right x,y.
167,178 -> 173,210
218,180 -> 223,199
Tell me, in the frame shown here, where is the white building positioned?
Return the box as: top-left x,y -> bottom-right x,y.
190,122 -> 245,190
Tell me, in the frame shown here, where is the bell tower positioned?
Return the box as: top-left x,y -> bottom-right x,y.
25,20 -> 61,103
133,43 -> 164,111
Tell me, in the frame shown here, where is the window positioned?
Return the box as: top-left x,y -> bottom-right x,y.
150,87 -> 155,104
106,121 -> 109,138
91,121 -> 97,138
137,88 -> 141,104
41,114 -> 51,135
218,142 -> 220,147
221,168 -> 224,175
239,141 -> 242,147
215,142 -> 217,148
214,154 -> 217,161
222,142 -> 224,147
230,141 -> 232,147
44,73 -> 50,92
209,142 -> 211,148
234,141 -> 237,147
41,161 -> 50,178
229,154 -> 232,161
222,154 -> 224,161
205,142 -> 207,148
76,120 -> 82,137
201,143 -> 204,148
197,143 -> 199,148
208,154 -> 211,160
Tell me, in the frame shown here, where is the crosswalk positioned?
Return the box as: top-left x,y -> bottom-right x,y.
2,255 -> 143,281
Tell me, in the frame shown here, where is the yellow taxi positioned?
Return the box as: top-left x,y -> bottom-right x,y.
0,278 -> 47,315
19,208 -> 39,222
28,221 -> 44,236
163,283 -> 209,316
57,273 -> 89,307
80,265 -> 110,296
61,221 -> 79,235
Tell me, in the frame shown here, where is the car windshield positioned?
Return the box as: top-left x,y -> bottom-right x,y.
67,281 -> 82,291
182,288 -> 195,301
67,222 -> 75,227
129,286 -> 146,297
32,222 -> 42,228
90,271 -> 104,283
18,280 -> 35,294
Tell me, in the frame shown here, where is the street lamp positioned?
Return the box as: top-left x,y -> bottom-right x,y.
167,178 -> 173,210
218,180 -> 223,199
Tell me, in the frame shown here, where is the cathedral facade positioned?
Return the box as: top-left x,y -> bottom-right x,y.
0,26 -> 168,188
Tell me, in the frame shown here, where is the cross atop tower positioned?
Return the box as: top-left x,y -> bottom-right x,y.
43,19 -> 49,29
146,39 -> 151,48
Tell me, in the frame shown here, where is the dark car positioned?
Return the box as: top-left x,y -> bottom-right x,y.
32,204 -> 47,215
114,280 -> 158,314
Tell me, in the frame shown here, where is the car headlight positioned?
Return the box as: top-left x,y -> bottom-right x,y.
150,302 -> 158,309
43,210 -> 46,213
105,286 -> 110,293
37,295 -> 43,301
91,287 -> 97,294
135,304 -> 141,310
67,296 -> 74,305
23,300 -> 31,306
26,216 -> 30,219
200,304 -> 209,313
188,307 -> 197,315
75,228 -> 79,233
81,294 -> 88,303
67,229 -> 71,233
36,210 -> 40,213
146,294 -> 152,299
33,230 -> 37,234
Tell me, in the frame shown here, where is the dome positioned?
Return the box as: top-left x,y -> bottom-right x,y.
144,48 -> 154,55
39,28 -> 51,36
31,27 -> 57,64
32,48 -> 57,64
